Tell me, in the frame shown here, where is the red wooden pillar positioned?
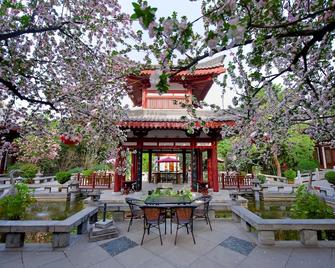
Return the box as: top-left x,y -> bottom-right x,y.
148,150 -> 152,183
198,149 -> 203,183
182,150 -> 186,183
114,149 -> 122,192
131,151 -> 136,182
207,149 -> 212,188
211,141 -> 219,192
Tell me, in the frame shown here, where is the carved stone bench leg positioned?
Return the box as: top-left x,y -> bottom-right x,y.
89,212 -> 98,224
52,232 -> 70,248
300,230 -> 318,246
241,219 -> 251,232
5,233 -> 25,248
258,231 -> 275,245
231,212 -> 240,222
77,219 -> 88,234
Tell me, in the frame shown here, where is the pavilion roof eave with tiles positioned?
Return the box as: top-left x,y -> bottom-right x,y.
127,56 -> 226,107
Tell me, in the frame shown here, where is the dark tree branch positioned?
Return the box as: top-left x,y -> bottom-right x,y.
0,77 -> 58,111
0,21 -> 71,41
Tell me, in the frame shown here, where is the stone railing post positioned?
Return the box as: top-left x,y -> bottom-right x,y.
258,231 -> 275,245
300,230 -> 318,246
52,232 -> 70,248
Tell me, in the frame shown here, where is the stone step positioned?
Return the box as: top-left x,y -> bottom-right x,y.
90,226 -> 118,236
95,219 -> 114,229
89,230 -> 119,242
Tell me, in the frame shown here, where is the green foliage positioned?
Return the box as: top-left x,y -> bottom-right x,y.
283,169 -> 297,180
218,139 -> 232,158
291,185 -> 334,219
0,183 -> 35,220
156,73 -> 170,93
256,174 -> 266,184
131,1 -> 157,28
282,131 -> 315,169
325,171 -> 335,185
68,167 -> 83,174
82,169 -> 94,177
92,163 -> 110,171
8,163 -> 39,179
297,159 -> 319,172
55,171 -> 72,184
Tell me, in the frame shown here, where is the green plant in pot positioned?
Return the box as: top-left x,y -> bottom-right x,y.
55,171 -> 72,191
283,169 -> 296,184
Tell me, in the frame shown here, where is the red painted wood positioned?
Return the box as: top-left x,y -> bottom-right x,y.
148,150 -> 152,183
221,174 -> 253,190
211,141 -> 219,192
182,150 -> 186,183
207,149 -> 213,188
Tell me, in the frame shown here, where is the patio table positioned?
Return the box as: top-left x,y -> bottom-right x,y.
144,195 -> 197,234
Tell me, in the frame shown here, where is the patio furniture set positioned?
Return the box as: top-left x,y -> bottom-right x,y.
125,195 -> 212,246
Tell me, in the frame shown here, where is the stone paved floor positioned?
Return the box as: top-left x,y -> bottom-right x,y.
1,219 -> 334,268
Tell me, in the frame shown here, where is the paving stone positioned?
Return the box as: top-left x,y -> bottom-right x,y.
286,248 -> 333,268
206,244 -> 247,267
100,236 -> 138,257
0,251 -> 22,265
114,245 -> 157,268
22,251 -> 65,268
219,236 -> 256,256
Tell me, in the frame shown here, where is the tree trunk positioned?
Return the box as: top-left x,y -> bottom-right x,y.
273,152 -> 282,177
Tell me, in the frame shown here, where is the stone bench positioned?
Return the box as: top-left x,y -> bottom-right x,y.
0,206 -> 98,248
231,206 -> 335,246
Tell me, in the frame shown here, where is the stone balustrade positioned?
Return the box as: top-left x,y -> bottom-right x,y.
231,206 -> 335,246
0,206 -> 98,248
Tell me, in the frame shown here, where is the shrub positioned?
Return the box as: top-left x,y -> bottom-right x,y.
325,171 -> 335,185
82,169 -> 94,177
297,159 -> 319,172
55,171 -> 72,184
0,183 -> 35,220
7,163 -> 39,179
92,163 -> 109,171
291,185 -> 334,219
283,169 -> 297,180
68,167 -> 83,174
256,174 -> 266,184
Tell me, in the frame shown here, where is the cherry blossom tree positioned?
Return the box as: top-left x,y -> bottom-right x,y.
131,0 -> 335,169
1,0 -> 140,160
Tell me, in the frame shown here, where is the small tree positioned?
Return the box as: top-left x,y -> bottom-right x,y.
297,159 -> 319,189
291,185 -> 333,219
0,183 -> 35,220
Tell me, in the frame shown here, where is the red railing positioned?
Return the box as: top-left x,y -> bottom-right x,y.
221,173 -> 253,191
78,172 -> 114,189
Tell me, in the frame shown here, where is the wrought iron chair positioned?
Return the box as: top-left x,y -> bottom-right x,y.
192,195 -> 213,231
125,197 -> 144,232
171,205 -> 196,245
140,206 -> 166,245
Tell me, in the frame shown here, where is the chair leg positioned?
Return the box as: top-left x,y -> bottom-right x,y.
174,225 -> 179,245
141,225 -> 146,245
158,225 -> 163,245
206,214 -> 212,231
127,216 -> 133,232
191,223 -> 196,244
186,224 -> 189,234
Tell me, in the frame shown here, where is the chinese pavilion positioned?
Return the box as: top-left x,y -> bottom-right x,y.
114,56 -> 235,193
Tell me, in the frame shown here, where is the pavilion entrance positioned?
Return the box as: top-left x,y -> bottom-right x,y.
113,138 -> 220,193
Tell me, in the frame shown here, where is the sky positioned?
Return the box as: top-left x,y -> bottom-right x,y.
120,0 -> 235,109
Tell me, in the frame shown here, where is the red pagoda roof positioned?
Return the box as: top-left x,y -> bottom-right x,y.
127,56 -> 226,107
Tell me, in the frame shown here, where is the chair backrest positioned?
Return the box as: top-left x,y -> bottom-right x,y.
193,195 -> 212,212
175,206 -> 195,224
141,206 -> 162,223
125,197 -> 143,215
